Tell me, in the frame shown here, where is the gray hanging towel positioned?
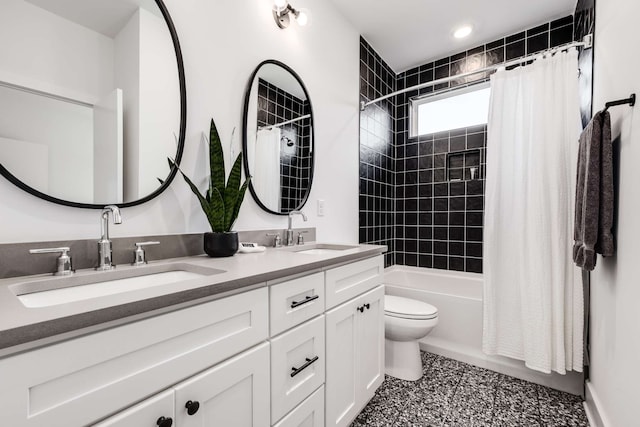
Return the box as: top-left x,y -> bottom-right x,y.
573,111 -> 615,271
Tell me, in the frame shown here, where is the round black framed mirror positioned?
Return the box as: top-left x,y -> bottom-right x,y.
242,60 -> 314,215
0,0 -> 186,209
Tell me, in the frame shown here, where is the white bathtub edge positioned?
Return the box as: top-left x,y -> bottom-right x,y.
419,338 -> 584,396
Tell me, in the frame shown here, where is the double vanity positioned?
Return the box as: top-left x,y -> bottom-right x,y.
0,242 -> 386,427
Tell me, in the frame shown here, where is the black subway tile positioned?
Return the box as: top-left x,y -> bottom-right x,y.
551,26 -> 573,47
551,15 -> 573,29
527,23 -> 549,36
434,241 -> 448,254
449,257 -> 465,271
527,32 -> 549,54
506,31 -> 525,44
466,258 -> 483,273
506,40 -> 526,60
433,256 -> 448,269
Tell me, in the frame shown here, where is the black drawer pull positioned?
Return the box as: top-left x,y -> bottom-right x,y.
291,356 -> 319,377
364,303 -> 370,310
291,294 -> 319,309
157,417 -> 173,427
357,306 -> 364,313
185,400 -> 200,415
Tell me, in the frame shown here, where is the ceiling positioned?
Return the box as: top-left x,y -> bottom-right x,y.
328,0 -> 577,73
25,0 -> 161,38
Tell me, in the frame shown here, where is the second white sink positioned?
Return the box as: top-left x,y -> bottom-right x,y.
286,243 -> 359,255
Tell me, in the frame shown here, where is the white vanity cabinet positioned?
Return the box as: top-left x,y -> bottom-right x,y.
0,287 -> 269,427
324,256 -> 385,427
0,252 -> 385,427
174,342 -> 270,427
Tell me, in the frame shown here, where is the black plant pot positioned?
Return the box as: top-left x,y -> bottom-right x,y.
203,231 -> 239,257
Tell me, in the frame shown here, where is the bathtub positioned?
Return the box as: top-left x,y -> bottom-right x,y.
384,265 -> 583,395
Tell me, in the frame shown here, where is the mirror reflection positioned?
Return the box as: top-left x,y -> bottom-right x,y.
243,61 -> 314,214
0,0 -> 182,205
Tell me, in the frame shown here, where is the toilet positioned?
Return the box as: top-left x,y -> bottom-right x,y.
384,295 -> 438,381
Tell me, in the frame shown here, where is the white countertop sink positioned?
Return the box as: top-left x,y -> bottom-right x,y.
10,263 -> 225,308
284,243 -> 359,255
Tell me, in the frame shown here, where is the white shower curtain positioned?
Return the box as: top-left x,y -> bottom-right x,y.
252,128 -> 282,211
483,49 -> 584,374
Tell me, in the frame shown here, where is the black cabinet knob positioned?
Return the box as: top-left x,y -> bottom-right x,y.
156,416 -> 173,427
357,306 -> 364,313
364,303 -> 370,310
185,400 -> 200,415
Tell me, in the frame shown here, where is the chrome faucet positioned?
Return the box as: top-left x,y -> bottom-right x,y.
286,210 -> 307,246
97,205 -> 122,271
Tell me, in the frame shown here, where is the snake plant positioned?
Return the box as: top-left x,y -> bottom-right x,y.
170,119 -> 250,233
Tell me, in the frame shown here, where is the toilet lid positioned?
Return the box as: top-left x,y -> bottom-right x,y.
384,295 -> 438,320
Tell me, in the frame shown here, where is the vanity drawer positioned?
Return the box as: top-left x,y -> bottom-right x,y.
0,287 -> 268,427
270,272 -> 325,336
325,256 -> 384,309
273,385 -> 324,427
270,315 -> 325,424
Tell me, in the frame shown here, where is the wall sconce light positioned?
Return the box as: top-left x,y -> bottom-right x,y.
273,0 -> 309,29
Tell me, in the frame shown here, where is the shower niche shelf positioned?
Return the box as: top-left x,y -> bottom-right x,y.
446,148 -> 482,182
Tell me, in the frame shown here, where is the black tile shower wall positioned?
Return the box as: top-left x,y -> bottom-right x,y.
575,0 -> 595,127
392,16 -> 574,273
257,79 -> 312,212
359,37 -> 396,267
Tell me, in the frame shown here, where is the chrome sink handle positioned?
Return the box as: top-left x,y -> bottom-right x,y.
29,247 -> 73,276
133,241 -> 160,266
297,231 -> 308,245
266,233 -> 283,248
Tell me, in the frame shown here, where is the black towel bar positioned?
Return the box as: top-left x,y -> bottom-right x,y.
603,94 -> 636,112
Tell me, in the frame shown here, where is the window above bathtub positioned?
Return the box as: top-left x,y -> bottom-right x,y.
410,84 -> 491,137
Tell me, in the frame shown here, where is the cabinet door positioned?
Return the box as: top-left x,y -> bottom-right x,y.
174,343 -> 270,427
92,389 -> 174,427
325,296 -> 361,427
357,285 -> 385,402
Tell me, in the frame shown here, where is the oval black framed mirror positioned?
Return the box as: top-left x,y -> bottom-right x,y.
0,0 -> 186,209
242,60 -> 314,215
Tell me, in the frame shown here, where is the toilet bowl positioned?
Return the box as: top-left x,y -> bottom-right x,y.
384,295 -> 438,381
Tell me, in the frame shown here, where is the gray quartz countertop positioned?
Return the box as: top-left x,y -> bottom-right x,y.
0,242 -> 385,358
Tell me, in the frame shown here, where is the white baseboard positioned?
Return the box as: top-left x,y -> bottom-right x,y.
419,338 -> 583,395
584,381 -> 608,427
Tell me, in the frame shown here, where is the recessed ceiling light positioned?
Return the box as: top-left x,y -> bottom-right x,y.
454,25 -> 473,39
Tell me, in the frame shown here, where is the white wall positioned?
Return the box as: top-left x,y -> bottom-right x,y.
586,0 -> 640,426
0,0 -> 360,245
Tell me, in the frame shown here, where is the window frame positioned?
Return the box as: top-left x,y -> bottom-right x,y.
409,82 -> 491,138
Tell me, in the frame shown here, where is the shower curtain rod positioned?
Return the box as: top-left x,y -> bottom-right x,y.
259,114 -> 311,130
360,35 -> 593,111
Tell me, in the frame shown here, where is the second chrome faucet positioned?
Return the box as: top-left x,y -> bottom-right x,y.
97,205 -> 122,271
286,210 -> 307,246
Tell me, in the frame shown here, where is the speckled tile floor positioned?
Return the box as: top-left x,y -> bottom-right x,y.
351,352 -> 589,427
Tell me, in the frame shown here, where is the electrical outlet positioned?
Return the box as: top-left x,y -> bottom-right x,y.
317,199 -> 325,217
